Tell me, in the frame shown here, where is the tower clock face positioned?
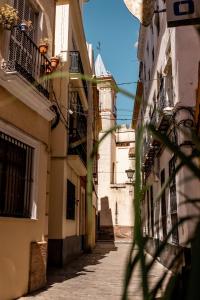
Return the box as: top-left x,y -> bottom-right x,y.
166,0 -> 200,27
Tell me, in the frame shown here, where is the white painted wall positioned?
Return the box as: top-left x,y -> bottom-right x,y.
98,122 -> 135,228
137,2 -> 200,248
55,4 -> 69,61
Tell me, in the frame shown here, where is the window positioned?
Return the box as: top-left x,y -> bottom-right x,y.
111,162 -> 115,184
169,156 -> 179,244
147,190 -> 150,235
117,142 -> 130,147
150,186 -> 154,237
165,64 -> 174,107
148,70 -> 151,81
6,1 -> 50,99
13,0 -> 38,40
10,0 -> 38,67
161,169 -> 167,239
146,43 -> 149,57
139,62 -> 143,80
144,63 -> 146,81
152,47 -> 155,62
0,132 -> 33,218
66,180 -> 76,220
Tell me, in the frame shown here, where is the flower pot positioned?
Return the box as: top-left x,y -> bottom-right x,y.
50,57 -> 60,69
39,44 -> 48,54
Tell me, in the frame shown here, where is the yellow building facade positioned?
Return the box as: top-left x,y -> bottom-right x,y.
0,1 -> 99,298
0,0 -> 55,298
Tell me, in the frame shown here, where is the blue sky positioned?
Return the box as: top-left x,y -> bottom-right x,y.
83,0 -> 140,125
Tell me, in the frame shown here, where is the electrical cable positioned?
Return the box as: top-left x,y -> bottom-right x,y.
52,90 -> 69,129
67,75 -> 171,89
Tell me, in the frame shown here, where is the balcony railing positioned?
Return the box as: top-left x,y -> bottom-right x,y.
68,129 -> 87,165
142,134 -> 160,179
2,27 -> 51,99
68,91 -> 87,165
69,51 -> 88,98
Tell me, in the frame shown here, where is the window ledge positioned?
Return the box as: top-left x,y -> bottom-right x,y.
0,217 -> 38,221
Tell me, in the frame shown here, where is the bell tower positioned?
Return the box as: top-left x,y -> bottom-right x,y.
95,54 -> 118,239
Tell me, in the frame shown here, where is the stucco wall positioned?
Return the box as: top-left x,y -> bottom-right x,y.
0,0 -> 55,296
0,86 -> 50,144
0,142 -> 48,300
175,26 -> 200,107
98,124 -> 135,235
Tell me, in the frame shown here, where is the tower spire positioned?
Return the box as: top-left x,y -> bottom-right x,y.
95,54 -> 110,77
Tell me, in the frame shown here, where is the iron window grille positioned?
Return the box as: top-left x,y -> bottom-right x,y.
150,186 -> 154,237
0,131 -> 33,218
66,180 -> 76,220
169,156 -> 179,244
147,190 -> 150,235
13,0 -> 38,41
161,169 -> 167,239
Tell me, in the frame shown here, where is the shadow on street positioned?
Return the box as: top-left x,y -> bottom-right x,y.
27,242 -> 118,297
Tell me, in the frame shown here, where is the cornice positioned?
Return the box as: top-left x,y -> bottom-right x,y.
0,69 -> 55,121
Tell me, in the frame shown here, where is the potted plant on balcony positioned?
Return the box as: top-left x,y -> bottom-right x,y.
50,55 -> 60,69
0,4 -> 18,30
39,37 -> 49,54
19,19 -> 33,32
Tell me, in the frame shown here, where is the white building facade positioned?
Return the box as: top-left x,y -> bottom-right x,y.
134,0 -> 200,273
48,0 -> 97,266
96,55 -> 135,240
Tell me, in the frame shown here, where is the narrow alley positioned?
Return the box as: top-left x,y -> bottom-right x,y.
1,1 -> 200,299
20,242 -> 171,300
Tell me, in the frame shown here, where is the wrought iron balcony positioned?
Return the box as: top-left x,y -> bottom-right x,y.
68,91 -> 87,165
2,27 -> 51,99
68,129 -> 87,165
156,87 -> 174,132
143,135 -> 160,179
69,51 -> 88,98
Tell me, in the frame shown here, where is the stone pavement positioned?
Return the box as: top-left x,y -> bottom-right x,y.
20,242 -> 172,300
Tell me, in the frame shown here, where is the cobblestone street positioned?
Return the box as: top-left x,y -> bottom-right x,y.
20,242 -> 171,300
